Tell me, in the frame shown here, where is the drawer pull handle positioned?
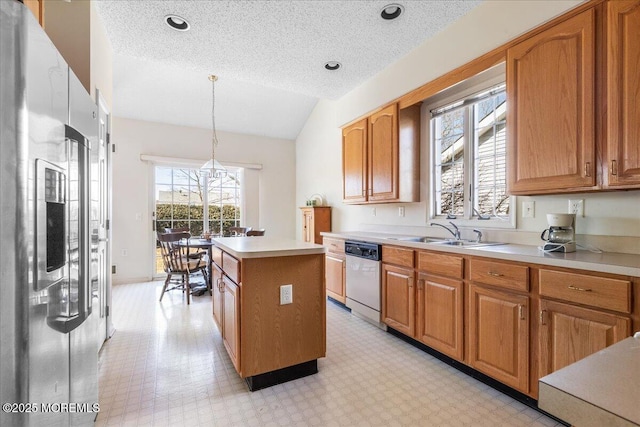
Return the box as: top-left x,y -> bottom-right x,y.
487,271 -> 503,277
568,285 -> 592,292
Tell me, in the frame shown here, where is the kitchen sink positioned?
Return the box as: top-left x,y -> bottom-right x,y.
427,239 -> 505,247
387,236 -> 446,243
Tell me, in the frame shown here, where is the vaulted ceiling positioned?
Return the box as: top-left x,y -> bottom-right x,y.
96,1 -> 482,140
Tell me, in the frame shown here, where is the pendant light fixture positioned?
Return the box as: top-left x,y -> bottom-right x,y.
201,74 -> 227,177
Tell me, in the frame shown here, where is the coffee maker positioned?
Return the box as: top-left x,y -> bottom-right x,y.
541,213 -> 576,252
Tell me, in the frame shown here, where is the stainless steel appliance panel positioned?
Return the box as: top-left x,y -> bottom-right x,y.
68,71 -> 99,426
344,241 -> 384,328
1,2 -> 99,425
22,1 -> 71,425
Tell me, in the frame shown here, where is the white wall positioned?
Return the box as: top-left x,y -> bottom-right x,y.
112,117 -> 296,284
296,0 -> 640,255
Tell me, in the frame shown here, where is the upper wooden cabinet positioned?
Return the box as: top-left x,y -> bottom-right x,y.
369,105 -> 399,202
342,118 -> 368,203
507,8 -> 597,194
507,1 -> 640,194
342,103 -> 420,204
24,0 -> 43,25
605,0 -> 640,188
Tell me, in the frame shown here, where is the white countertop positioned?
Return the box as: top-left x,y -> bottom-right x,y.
212,237 -> 325,259
538,334 -> 640,426
321,231 -> 640,277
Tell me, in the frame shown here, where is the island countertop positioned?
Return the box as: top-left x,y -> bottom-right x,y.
211,236 -> 325,259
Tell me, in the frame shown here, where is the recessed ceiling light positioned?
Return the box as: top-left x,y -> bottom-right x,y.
324,61 -> 341,71
380,3 -> 404,20
165,14 -> 190,31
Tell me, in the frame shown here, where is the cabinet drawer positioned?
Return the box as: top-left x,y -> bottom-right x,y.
223,252 -> 241,284
469,259 -> 529,292
323,237 -> 345,254
417,251 -> 463,279
539,269 -> 631,313
382,246 -> 414,268
211,246 -> 223,267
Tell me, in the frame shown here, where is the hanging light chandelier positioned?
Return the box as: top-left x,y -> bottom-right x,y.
201,74 -> 227,177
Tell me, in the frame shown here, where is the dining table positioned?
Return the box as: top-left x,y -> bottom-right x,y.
177,237 -> 218,295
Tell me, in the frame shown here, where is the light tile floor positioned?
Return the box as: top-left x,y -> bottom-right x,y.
96,281 -> 564,427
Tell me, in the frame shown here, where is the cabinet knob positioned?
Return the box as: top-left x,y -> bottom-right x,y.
519,305 -> 525,320
585,162 -> 591,177
611,160 -> 618,176
540,310 -> 546,325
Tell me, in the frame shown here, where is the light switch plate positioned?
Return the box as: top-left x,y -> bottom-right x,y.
522,201 -> 535,218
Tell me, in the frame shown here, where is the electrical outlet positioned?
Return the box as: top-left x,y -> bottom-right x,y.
398,206 -> 405,217
522,201 -> 535,218
371,207 -> 376,216
280,284 -> 293,305
568,199 -> 584,217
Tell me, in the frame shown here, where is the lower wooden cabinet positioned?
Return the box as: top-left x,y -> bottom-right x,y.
538,299 -> 630,377
222,276 -> 241,372
468,284 -> 529,393
382,263 -> 415,336
416,274 -> 464,360
325,253 -> 346,303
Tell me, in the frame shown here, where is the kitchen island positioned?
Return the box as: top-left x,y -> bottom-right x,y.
209,237 -> 326,391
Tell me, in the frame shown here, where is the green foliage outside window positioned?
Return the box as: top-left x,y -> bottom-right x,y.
155,203 -> 240,237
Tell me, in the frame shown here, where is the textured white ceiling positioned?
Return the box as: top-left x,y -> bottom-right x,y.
96,1 -> 482,139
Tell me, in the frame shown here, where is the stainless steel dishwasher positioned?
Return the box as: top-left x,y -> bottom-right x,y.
345,241 -> 385,329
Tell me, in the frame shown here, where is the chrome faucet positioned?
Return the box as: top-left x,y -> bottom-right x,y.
430,221 -> 461,240
472,229 -> 483,243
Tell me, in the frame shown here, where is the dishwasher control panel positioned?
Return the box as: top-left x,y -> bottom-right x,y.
345,241 -> 381,261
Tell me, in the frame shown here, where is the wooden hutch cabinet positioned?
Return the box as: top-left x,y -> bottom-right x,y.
300,206 -> 331,244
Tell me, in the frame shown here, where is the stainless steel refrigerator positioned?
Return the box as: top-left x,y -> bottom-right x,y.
1,1 -> 100,425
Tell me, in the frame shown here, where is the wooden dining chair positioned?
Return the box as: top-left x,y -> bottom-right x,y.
164,227 -> 206,259
157,231 -> 208,304
229,226 -> 251,236
246,229 -> 265,236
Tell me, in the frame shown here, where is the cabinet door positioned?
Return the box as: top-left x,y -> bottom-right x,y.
417,274 -> 464,361
382,264 -> 415,337
222,276 -> 241,372
368,104 -> 398,202
325,254 -> 346,304
606,0 -> 640,188
302,209 -> 314,243
468,284 -> 529,393
507,9 -> 596,194
212,265 -> 223,330
342,118 -> 368,203
24,0 -> 43,25
539,299 -> 630,378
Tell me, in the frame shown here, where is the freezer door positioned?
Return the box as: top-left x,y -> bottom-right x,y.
68,71 -> 99,426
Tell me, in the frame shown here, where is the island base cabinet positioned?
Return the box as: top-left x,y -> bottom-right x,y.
382,264 -> 415,337
222,276 -> 240,373
212,265 -> 223,329
538,299 -> 631,378
417,274 -> 463,361
468,284 -> 529,393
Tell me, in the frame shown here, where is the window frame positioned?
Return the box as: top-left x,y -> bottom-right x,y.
425,65 -> 515,229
